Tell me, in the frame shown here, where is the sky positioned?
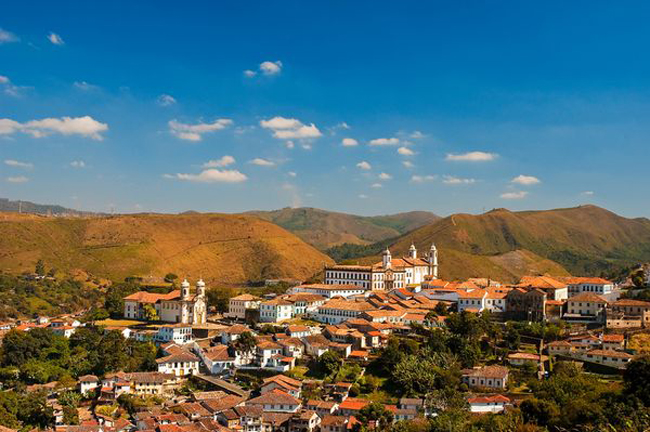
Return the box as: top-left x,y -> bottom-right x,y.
2,1 -> 650,217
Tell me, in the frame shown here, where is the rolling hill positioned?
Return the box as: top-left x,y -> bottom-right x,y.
384,205 -> 650,281
247,207 -> 439,249
0,212 -> 333,285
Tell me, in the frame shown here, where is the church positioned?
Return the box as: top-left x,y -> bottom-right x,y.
123,279 -> 207,325
324,243 -> 439,291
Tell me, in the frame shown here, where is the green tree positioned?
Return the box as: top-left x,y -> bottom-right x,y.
164,273 -> 178,284
143,304 -> 159,321
231,331 -> 257,358
356,402 -> 394,431
317,350 -> 342,377
35,260 -> 45,276
624,355 -> 650,405
207,287 -> 237,313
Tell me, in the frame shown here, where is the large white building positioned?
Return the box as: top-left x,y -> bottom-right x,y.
324,243 -> 438,291
124,279 -> 207,325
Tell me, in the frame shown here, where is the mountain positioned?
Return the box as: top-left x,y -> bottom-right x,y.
0,212 -> 333,285
385,205 -> 650,282
247,207 -> 440,250
0,198 -> 98,216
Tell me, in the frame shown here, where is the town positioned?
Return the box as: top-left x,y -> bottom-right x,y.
1,244 -> 650,432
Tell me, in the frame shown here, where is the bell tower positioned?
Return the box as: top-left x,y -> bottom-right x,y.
428,243 -> 439,278
181,278 -> 190,300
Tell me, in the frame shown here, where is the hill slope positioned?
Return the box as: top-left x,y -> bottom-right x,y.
248,207 -> 439,249
388,205 -> 650,280
0,197 -> 98,216
0,212 -> 333,285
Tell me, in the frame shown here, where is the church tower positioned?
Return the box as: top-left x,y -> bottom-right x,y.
408,243 -> 417,259
196,279 -> 206,298
181,278 -> 191,300
428,243 -> 439,278
382,248 -> 392,269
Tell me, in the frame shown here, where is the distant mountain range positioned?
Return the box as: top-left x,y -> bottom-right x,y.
247,207 -> 440,250
2,198 -> 650,284
0,198 -> 99,216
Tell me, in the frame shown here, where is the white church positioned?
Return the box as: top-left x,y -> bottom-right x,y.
123,279 -> 207,325
324,243 -> 439,291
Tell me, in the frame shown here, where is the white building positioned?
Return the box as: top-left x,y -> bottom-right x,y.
291,284 -> 367,299
155,324 -> 193,345
315,299 -> 377,324
565,277 -> 615,297
467,395 -> 510,414
156,350 -> 200,377
259,299 -> 293,323
227,294 -> 262,320
324,243 -> 439,291
78,375 -> 99,395
124,279 -> 207,325
198,344 -> 236,375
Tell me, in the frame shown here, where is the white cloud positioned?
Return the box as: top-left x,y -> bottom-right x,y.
0,28 -> 19,44
378,172 -> 392,180
70,160 -> 86,168
335,122 -> 350,130
6,176 -> 28,183
288,171 -> 297,177
410,131 -> 426,139
369,137 -> 400,146
260,60 -> 282,75
4,159 -> 33,169
157,94 -> 176,106
397,146 -> 415,156
73,81 -> 99,91
243,70 -> 257,78
511,174 -> 541,185
371,183 -> 382,188
356,161 -> 371,170
169,169 -> 247,183
48,32 -> 64,45
446,151 -> 498,162
581,191 -> 594,196
402,161 -> 414,169
285,141 -> 295,149
443,175 -> 476,185
411,175 -> 436,183
169,118 -> 232,141
500,191 -> 528,199
260,116 -> 322,140
342,138 -> 358,147
0,116 -> 108,140
249,158 -> 275,167
0,76 -> 9,84
301,143 -> 312,150
203,155 -> 235,168
358,194 -> 368,199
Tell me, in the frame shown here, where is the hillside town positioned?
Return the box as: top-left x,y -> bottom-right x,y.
1,243 -> 650,432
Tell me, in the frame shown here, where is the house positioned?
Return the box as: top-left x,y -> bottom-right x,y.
200,345 -> 237,375
278,337 -> 305,359
78,375 -> 99,395
562,277 -> 615,297
305,400 -> 338,417
458,289 -> 487,313
260,299 -> 294,323
506,288 -> 547,322
461,365 -> 509,390
227,294 -> 262,320
516,276 -> 568,301
221,324 -> 253,344
315,299 -> 377,325
602,334 -> 625,351
286,325 -> 311,338
246,389 -> 301,413
289,410 -> 321,432
282,294 -> 327,316
156,350 -> 200,377
261,375 -> 302,398
51,325 -> 77,338
155,324 -> 193,345
398,398 -> 424,413
608,299 -> 650,328
337,398 -> 370,417
547,340 -> 574,356
507,352 -> 548,367
123,279 -> 207,325
467,395 -> 510,414
178,402 -> 212,421
581,349 -> 634,368
320,416 -> 358,432
565,293 -> 608,323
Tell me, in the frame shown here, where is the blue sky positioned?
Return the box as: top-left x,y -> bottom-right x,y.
2,1 -> 650,217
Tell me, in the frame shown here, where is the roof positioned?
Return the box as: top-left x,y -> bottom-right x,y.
78,374 -> 99,382
262,374 -> 302,389
586,349 -> 633,359
612,299 -> 650,307
517,276 -> 567,290
247,389 -> 300,406
559,276 -> 613,285
569,292 -> 608,303
296,283 -> 367,291
156,351 -> 199,364
507,352 -> 547,361
602,334 -> 625,342
224,324 -> 251,334
338,398 -> 370,411
124,290 -> 180,303
230,294 -> 261,301
467,395 -> 511,404
204,345 -> 235,361
320,415 -> 348,427
462,365 -> 509,379
287,325 -> 310,333
201,395 -> 245,413
458,289 -> 487,299
319,299 -> 376,312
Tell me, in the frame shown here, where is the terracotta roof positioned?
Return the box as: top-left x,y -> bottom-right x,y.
230,294 -> 261,301
508,352 -> 547,361
338,398 -> 370,411
586,349 -> 633,359
124,290 -> 180,303
201,395 -> 245,413
78,374 -> 99,382
262,374 -> 302,388
296,284 -> 366,291
459,289 -> 487,299
467,395 -> 510,404
204,345 -> 235,361
602,334 -> 624,342
247,389 -> 300,406
462,365 -> 509,379
517,276 -> 567,290
612,299 -> 650,307
319,300 -> 376,312
156,351 -> 199,364
569,292 -> 608,303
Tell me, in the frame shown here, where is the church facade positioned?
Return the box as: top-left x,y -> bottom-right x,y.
324,243 -> 439,291
123,279 -> 207,325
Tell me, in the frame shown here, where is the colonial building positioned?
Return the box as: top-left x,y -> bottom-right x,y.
324,243 -> 439,291
124,279 -> 207,325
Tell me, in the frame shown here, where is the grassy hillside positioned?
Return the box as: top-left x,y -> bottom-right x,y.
0,212 -> 333,285
389,205 -> 650,278
0,197 -> 98,216
248,207 -> 439,249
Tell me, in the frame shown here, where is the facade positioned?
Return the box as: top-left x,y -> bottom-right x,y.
324,243 -> 439,291
467,395 -> 510,414
563,277 -> 614,297
461,366 -> 509,390
565,293 -> 608,323
228,294 -> 262,320
155,324 -> 193,345
291,284 -> 367,299
156,351 -> 200,377
315,299 -> 377,324
506,288 -> 547,321
124,279 -> 207,325
259,299 -> 294,323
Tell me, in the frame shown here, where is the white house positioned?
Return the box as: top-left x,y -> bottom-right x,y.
467,395 -> 510,414
565,277 -> 614,297
246,390 -> 301,413
461,366 -> 509,390
78,375 -> 99,395
315,299 -> 377,325
259,299 -> 293,323
155,324 -> 193,345
156,351 -> 200,377
199,344 -> 237,375
458,290 -> 487,313
291,284 -> 367,299
227,294 -> 262,320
